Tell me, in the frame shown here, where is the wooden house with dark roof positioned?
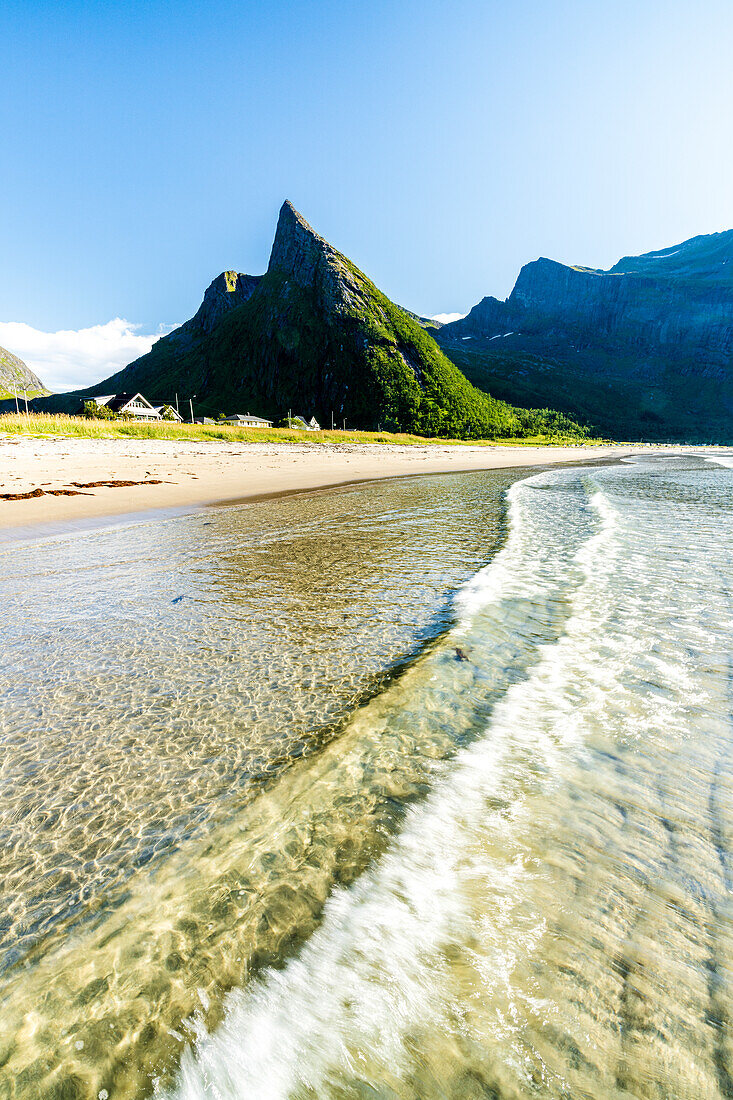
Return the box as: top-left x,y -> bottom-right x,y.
91,393 -> 181,421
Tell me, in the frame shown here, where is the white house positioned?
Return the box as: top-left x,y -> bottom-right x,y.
287,415 -> 321,431
222,413 -> 274,427
153,405 -> 183,422
93,393 -> 172,420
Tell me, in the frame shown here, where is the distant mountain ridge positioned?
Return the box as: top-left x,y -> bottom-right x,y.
27,202 -> 587,440
610,229 -> 733,281
437,229 -> 733,441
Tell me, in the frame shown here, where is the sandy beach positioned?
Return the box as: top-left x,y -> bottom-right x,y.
0,436 -> 639,535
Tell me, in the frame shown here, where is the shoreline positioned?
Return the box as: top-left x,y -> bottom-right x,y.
0,437 -> 644,538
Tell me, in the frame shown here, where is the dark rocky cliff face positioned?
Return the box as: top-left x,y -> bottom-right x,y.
438,229 -> 733,441
267,201 -> 347,291
447,243 -> 733,357
512,256 -> 733,354
186,271 -> 261,335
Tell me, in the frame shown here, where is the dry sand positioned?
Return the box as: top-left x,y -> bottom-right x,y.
0,436 -> 640,536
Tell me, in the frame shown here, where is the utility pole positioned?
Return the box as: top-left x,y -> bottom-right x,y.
343,418 -> 346,431
189,395 -> 196,423
23,390 -> 29,418
12,383 -> 19,415
175,392 -> 180,415
331,410 -> 334,430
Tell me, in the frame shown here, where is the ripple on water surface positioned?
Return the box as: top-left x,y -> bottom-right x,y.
0,468 -> 520,1096
161,456 -> 733,1100
4,456 -> 733,1100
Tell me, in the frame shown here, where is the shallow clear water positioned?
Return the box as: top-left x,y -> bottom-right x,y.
3,455 -> 733,1100
0,469 -> 517,1097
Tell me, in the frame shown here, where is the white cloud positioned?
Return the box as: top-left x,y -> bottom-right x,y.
0,318 -> 177,393
430,312 -> 465,324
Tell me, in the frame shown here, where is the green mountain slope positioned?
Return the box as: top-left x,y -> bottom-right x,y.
27,202 -> 590,439
0,345 -> 49,401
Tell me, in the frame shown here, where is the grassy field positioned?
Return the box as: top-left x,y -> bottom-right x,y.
0,412 -> 606,446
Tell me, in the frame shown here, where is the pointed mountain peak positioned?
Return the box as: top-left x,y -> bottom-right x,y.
278,199 -> 317,235
268,200 -> 340,286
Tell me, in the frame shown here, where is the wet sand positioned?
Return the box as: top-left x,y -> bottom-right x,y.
0,436 -> 637,532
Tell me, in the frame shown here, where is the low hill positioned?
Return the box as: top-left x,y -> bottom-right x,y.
0,345 -> 49,402
21,203 -> 590,440
437,230 -> 733,441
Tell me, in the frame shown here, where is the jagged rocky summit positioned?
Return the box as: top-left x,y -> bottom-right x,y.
0,345 -> 48,401
437,230 -> 733,441
40,201 -> 561,438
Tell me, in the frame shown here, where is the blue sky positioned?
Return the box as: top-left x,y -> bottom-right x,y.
2,0 -> 733,390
